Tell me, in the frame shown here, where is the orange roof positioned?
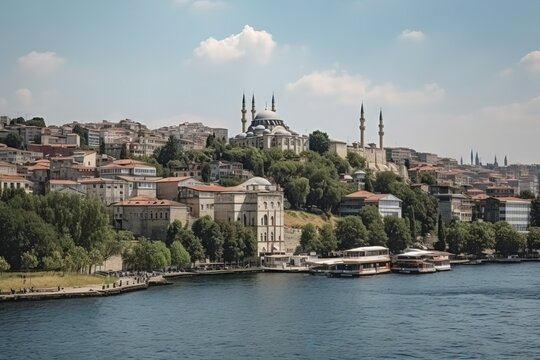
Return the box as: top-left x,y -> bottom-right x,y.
184,184 -> 232,192
28,164 -> 49,171
156,176 -> 192,183
0,174 -> 29,181
494,197 -> 531,203
471,194 -> 489,201
115,196 -> 186,207
100,159 -> 154,169
0,161 -> 16,167
49,179 -> 78,185
345,190 -> 375,198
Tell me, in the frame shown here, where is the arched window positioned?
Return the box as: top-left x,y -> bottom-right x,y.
263,214 -> 268,226
271,232 -> 274,241
264,233 -> 267,241
271,216 -> 274,226
271,202 -> 274,208
264,202 -> 268,209
244,214 -> 247,226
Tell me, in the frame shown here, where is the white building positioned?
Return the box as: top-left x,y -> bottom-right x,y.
339,190 -> 402,218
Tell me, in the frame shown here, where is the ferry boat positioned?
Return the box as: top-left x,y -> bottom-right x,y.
262,253 -> 317,273
496,255 -> 522,263
308,246 -> 391,278
392,250 -> 438,274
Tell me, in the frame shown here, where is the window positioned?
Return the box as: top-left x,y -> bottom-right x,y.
271,216 -> 274,226
264,202 -> 267,209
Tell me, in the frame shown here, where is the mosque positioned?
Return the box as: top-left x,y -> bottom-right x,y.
230,94 -> 309,155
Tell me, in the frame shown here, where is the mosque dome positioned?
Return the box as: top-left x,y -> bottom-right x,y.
254,110 -> 281,121
235,133 -> 247,139
254,124 -> 266,131
246,131 -> 254,137
272,127 -> 291,136
263,129 -> 271,134
241,177 -> 272,187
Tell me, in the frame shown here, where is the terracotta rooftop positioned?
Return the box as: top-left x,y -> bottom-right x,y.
493,197 -> 531,203
183,184 -> 234,192
115,195 -> 186,207
49,179 -> 78,185
156,176 -> 192,183
0,174 -> 30,181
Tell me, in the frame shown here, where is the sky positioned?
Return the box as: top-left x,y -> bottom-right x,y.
1,0 -> 540,164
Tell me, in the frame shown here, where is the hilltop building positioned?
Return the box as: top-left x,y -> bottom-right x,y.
230,94 -> 309,155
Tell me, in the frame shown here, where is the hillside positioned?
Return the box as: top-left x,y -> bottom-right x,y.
284,210 -> 336,229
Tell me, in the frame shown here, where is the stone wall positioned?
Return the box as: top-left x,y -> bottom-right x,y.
284,226 -> 301,254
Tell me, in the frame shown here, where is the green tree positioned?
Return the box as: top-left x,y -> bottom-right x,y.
519,190 -> 535,199
319,223 -> 337,256
10,117 -> 25,125
374,171 -> 401,193
192,216 -> 224,261
25,117 -> 46,127
359,205 -> 382,229
236,223 -> 257,259
156,135 -> 183,167
170,240 -> 191,268
384,216 -> 411,253
335,216 -> 368,250
346,152 -> 366,169
88,248 -> 104,274
221,222 -> 243,263
446,222 -> 469,255
300,223 -> 321,253
465,221 -> 495,257
527,227 -> 540,251
434,214 -> 446,251
4,133 -> 23,149
72,124 -> 88,145
285,177 -> 310,209
43,251 -> 64,271
308,130 -> 330,155
0,257 -> 10,272
166,220 -> 183,246
21,251 -> 39,271
408,208 -> 417,241
418,172 -> 437,186
178,229 -> 205,261
201,163 -> 211,182
494,221 -> 526,256
531,199 -> 540,227
367,221 -> 388,246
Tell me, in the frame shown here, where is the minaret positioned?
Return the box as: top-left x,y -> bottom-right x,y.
378,109 -> 384,149
251,94 -> 256,121
504,155 -> 508,166
494,155 -> 498,167
271,92 -> 276,112
475,152 -> 479,166
470,149 -> 473,165
359,103 -> 366,148
460,156 -> 463,166
241,93 -> 247,133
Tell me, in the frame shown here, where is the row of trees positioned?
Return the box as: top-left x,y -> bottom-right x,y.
299,205 -> 413,254
441,220 -> 540,257
0,189 -> 122,272
122,216 -> 258,271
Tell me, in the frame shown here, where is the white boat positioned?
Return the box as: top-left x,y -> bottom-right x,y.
393,249 -> 452,272
392,250 -> 439,274
262,253 -> 316,272
308,246 -> 391,278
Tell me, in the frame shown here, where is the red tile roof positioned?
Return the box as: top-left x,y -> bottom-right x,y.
115,196 -> 186,207
184,184 -> 233,192
156,176 -> 192,183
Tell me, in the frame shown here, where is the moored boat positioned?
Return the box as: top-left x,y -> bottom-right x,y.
308,246 -> 391,278
496,255 -> 522,263
262,253 -> 317,272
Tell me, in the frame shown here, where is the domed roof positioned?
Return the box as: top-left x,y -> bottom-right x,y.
263,129 -> 271,134
354,170 -> 366,175
241,177 -> 272,187
254,110 -> 282,121
272,127 -> 291,136
254,124 -> 266,131
235,133 -> 247,139
246,131 -> 254,137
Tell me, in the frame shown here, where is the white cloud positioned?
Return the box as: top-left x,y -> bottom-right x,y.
193,25 -> 276,64
286,69 -> 445,106
18,51 -> 66,75
173,0 -> 224,10
520,50 -> 540,74
15,88 -> 33,106
398,29 -> 425,42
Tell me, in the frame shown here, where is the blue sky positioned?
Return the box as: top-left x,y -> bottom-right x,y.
1,0 -> 540,163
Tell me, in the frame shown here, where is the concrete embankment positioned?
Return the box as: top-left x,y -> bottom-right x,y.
0,277 -> 149,302
163,268 -> 262,279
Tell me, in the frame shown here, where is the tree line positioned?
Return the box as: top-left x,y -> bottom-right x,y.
121,216 -> 258,271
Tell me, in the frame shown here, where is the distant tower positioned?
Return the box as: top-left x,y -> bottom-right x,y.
241,93 -> 247,133
271,92 -> 276,112
475,152 -> 480,166
504,155 -> 508,166
470,149 -> 473,165
460,156 -> 463,165
378,109 -> 384,149
251,94 -> 256,121
359,103 -> 366,148
494,155 -> 499,167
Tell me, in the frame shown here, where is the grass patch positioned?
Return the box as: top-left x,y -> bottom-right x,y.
0,272 -> 115,290
284,210 -> 337,229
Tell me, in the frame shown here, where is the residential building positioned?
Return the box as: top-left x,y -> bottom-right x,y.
99,159 -> 157,178
0,160 -> 17,175
486,186 -> 515,198
484,197 -> 531,232
156,176 -> 203,200
339,190 -> 402,218
0,146 -> 43,164
0,174 -> 33,193
112,196 -> 190,241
